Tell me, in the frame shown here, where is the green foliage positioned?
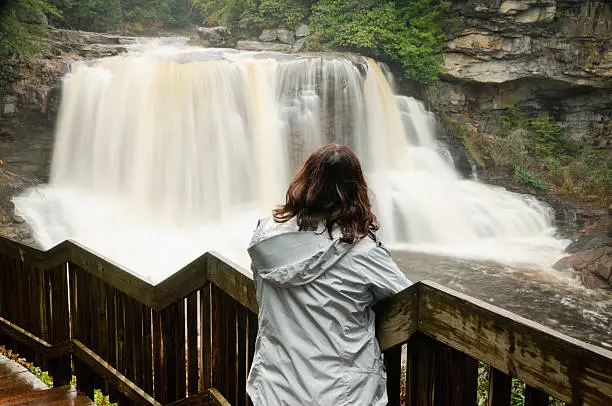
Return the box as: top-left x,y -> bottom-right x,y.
94,389 -> 118,406
49,0 -> 121,32
0,0 -> 60,85
489,129 -> 529,169
258,0 -> 307,30
310,0 -> 450,84
530,113 -> 563,156
514,166 -> 546,191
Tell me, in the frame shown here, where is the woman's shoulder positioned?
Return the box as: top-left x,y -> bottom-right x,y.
249,216 -> 299,247
349,234 -> 391,259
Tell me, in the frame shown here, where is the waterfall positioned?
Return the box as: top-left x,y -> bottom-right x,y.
13,42 -> 567,283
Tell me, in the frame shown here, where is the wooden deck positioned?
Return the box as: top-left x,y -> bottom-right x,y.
0,355 -> 93,405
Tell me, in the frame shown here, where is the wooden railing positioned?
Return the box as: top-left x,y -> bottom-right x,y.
0,235 -> 610,405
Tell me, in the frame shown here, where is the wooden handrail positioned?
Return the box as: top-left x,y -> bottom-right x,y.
1,234 -> 611,405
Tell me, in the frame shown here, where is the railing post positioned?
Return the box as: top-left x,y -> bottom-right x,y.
46,264 -> 72,386
488,367 -> 511,406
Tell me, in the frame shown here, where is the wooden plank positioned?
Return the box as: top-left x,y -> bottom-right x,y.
0,316 -> 51,354
47,265 -> 72,386
0,236 -> 46,268
72,339 -> 161,406
176,300 -> 187,402
211,286 -> 227,398
132,299 -> 144,388
383,345 -> 402,406
187,292 -> 199,396
115,292 -> 127,379
418,281 -> 612,405
375,285 -> 418,352
66,243 -> 155,306
209,388 -> 232,406
225,298 -> 238,406
207,254 -> 258,314
488,368 -> 512,406
525,386 -> 550,406
166,391 -> 210,406
106,288 -> 118,369
237,306 -> 248,406
154,255 -> 208,311
143,305 -> 154,396
162,302 -> 185,403
200,284 -> 212,392
152,309 -> 165,402
404,333 -> 435,406
124,294 -> 136,383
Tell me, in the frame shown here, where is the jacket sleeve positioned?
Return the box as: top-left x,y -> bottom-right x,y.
354,244 -> 412,301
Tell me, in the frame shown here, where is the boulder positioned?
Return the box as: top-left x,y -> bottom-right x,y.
565,231 -> 610,254
293,38 -> 308,52
277,29 -> 295,45
554,247 -> 612,289
35,12 -> 48,26
259,29 -> 278,42
197,26 -> 231,48
296,24 -> 310,38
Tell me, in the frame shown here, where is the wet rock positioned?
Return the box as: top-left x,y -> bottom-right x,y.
277,29 -> 295,45
293,38 -> 308,52
296,24 -> 310,38
236,40 -> 293,53
196,26 -> 231,48
565,231 -> 610,253
554,247 -> 612,289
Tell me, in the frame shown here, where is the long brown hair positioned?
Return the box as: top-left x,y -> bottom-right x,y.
274,144 -> 379,244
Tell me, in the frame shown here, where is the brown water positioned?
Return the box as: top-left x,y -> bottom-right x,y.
393,251 -> 612,349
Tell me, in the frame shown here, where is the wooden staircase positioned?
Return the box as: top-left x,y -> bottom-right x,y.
0,355 -> 93,405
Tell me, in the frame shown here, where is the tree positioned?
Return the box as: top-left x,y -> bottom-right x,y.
310,0 -> 450,84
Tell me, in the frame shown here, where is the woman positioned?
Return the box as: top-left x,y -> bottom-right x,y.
247,144 -> 412,406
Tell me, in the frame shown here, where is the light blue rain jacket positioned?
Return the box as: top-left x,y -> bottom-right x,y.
246,217 -> 412,406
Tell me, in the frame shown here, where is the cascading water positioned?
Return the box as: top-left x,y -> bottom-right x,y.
13,40 -> 568,283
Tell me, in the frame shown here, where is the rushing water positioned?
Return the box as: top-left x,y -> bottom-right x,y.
11,39 -> 609,345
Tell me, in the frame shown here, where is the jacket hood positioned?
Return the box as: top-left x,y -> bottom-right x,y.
247,217 -> 350,287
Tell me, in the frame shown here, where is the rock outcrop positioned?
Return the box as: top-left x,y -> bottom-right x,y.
554,205 -> 612,289
430,0 -> 611,148
196,26 -> 232,48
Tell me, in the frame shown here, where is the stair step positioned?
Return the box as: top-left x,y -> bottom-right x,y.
0,386 -> 94,405
0,355 -> 48,397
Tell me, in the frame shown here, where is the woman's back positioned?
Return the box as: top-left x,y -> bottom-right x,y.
247,217 -> 410,405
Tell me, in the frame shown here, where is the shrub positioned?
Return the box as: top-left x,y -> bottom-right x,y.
514,166 -> 546,191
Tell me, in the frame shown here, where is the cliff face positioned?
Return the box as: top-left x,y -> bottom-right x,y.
431,0 -> 611,148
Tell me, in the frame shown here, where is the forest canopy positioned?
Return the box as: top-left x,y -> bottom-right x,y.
1,0 -> 451,85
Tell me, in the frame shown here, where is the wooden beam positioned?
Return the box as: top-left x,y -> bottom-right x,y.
72,339 -> 161,406
154,254 -> 208,311
209,388 -> 232,406
206,253 -> 258,314
375,284 -> 418,352
67,242 -> 156,306
417,281 -> 612,406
